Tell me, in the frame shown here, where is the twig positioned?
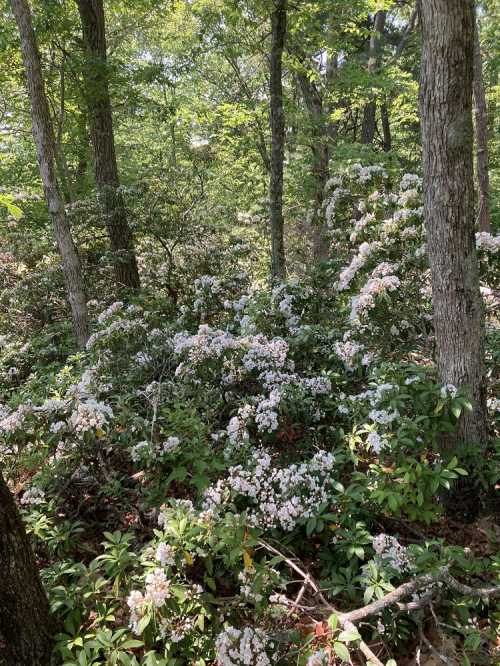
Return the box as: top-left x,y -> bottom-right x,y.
419,627 -> 454,666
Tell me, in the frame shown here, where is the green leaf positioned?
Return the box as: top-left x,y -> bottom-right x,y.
338,628 -> 361,643
327,613 -> 338,630
137,614 -> 151,635
120,640 -> 144,649
334,642 -> 350,661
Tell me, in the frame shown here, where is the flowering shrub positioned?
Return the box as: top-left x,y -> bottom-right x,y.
2,164 -> 498,666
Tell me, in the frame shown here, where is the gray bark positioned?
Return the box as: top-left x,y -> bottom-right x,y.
473,16 -> 491,232
11,0 -> 89,349
0,472 -> 54,666
361,10 -> 386,145
269,0 -> 287,280
296,70 -> 330,261
419,0 -> 488,449
76,0 -> 140,290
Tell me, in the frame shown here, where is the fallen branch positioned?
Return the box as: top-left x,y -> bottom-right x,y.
261,541 -> 500,665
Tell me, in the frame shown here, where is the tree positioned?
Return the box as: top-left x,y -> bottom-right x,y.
75,0 -> 140,290
361,10 -> 386,145
11,0 -> 89,349
0,472 -> 54,665
269,0 -> 287,280
473,14 -> 492,232
419,0 -> 488,449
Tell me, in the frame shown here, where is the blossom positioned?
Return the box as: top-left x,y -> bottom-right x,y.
215,626 -> 274,666
156,543 -> 175,567
476,231 -> 500,253
144,568 -> 171,607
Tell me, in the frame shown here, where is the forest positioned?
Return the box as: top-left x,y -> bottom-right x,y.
0,0 -> 499,664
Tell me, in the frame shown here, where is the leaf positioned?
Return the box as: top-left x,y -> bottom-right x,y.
327,613 -> 338,630
364,585 -> 375,604
184,550 -> 193,565
338,627 -> 361,643
137,614 -> 151,635
334,641 -> 351,662
120,640 -> 144,649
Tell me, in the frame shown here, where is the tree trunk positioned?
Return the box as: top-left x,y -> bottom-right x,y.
472,15 -> 491,232
297,71 -> 330,261
269,0 -> 287,280
361,10 -> 386,145
11,0 -> 89,349
381,101 -> 391,151
76,0 -> 140,290
0,473 -> 54,666
419,0 -> 488,450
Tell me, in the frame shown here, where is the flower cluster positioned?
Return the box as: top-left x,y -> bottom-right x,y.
203,449 -> 337,531
215,626 -> 275,666
127,568 -> 171,633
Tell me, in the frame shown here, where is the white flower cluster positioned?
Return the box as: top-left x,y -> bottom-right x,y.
69,399 -> 114,435
97,301 -> 124,325
400,173 -> 422,191
203,449 -> 337,531
336,241 -> 378,291
366,431 -> 388,454
127,568 -> 171,633
271,283 -> 300,332
334,337 -> 365,370
476,231 -> 500,253
20,486 -> 45,505
156,542 -> 176,566
440,384 -> 458,399
372,534 -> 411,572
368,409 -> 399,425
130,436 -> 181,463
215,626 -> 275,666
0,402 -> 33,434
351,163 -> 388,184
349,273 -> 400,321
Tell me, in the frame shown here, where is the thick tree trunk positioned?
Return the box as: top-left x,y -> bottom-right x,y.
76,0 -> 140,290
0,473 -> 54,665
473,16 -> 491,232
361,10 -> 386,145
11,0 -> 89,349
269,0 -> 287,280
297,71 -> 330,262
419,0 -> 488,450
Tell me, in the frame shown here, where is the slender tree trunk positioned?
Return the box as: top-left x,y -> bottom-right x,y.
269,0 -> 287,280
420,0 -> 488,451
381,101 -> 391,151
361,10 -> 386,145
297,71 -> 329,261
473,15 -> 491,232
0,473 -> 54,666
76,0 -> 140,290
11,0 -> 89,349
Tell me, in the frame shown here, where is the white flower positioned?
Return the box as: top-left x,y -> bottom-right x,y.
156,543 -> 175,567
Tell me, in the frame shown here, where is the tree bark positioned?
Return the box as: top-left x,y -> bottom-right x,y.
472,15 -> 491,232
269,0 -> 287,280
296,70 -> 330,261
419,0 -> 488,449
361,10 -> 386,145
381,101 -> 391,151
76,0 -> 140,290
0,473 -> 54,666
11,0 -> 89,349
